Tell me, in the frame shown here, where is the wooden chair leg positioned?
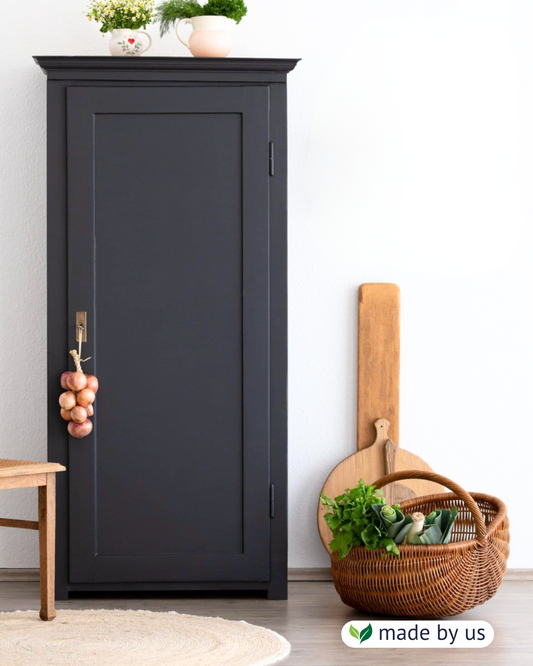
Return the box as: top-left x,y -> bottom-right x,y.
38,473 -> 56,621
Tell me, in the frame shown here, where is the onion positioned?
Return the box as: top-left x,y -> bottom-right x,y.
71,405 -> 88,423
85,374 -> 99,393
76,388 -> 96,407
67,372 -> 88,392
59,391 -> 77,410
68,419 -> 93,439
60,371 -> 74,390
60,408 -> 72,421
86,403 -> 94,417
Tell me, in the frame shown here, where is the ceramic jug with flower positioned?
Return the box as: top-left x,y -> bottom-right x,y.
108,29 -> 152,56
86,0 -> 155,56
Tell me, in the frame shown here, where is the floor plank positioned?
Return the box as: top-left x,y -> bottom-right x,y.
0,581 -> 529,665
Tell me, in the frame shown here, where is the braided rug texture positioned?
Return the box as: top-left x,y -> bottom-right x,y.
0,609 -> 290,666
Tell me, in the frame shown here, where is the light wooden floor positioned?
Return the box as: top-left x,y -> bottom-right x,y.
0,580 -> 530,665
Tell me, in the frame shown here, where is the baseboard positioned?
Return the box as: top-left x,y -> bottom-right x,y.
503,569 -> 533,581
288,568 -> 332,581
2,568 -> 332,583
288,568 -> 533,582
1,567 -> 531,583
0,568 -> 40,582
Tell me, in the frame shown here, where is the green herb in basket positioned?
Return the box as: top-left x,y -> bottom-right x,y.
320,479 -> 400,559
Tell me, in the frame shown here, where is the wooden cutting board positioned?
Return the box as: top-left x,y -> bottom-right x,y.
357,283 -> 401,450
317,283 -> 443,552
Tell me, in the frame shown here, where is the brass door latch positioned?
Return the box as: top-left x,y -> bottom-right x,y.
76,312 -> 87,343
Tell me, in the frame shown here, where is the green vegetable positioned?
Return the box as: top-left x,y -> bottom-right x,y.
408,507 -> 458,545
155,0 -> 247,36
405,511 -> 426,544
321,481 -> 460,557
320,480 -> 400,559
372,504 -> 414,543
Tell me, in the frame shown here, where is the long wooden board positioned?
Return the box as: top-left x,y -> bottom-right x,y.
357,283 -> 400,450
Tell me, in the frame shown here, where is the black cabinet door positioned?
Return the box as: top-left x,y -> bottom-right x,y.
66,86 -> 271,583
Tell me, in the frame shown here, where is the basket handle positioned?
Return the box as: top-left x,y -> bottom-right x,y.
373,470 -> 487,543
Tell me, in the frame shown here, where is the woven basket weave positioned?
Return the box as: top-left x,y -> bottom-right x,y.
330,470 -> 510,618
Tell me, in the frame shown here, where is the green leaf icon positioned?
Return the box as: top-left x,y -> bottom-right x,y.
359,623 -> 373,645
349,625 -> 359,640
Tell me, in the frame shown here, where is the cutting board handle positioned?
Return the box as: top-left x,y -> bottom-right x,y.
372,418 -> 390,449
372,470 -> 487,543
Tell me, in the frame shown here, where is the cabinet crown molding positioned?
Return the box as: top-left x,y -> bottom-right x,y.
33,56 -> 300,82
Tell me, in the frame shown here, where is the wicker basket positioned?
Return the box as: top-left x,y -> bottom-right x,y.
330,470 -> 510,618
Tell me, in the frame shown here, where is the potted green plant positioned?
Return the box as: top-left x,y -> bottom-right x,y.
87,0 -> 155,56
155,0 -> 247,57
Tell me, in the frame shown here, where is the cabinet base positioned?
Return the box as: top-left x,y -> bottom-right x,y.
56,580 -> 287,601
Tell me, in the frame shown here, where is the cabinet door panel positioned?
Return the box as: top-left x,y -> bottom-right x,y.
66,86 -> 270,583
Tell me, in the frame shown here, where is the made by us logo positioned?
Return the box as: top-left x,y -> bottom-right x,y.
342,620 -> 494,648
348,622 -> 372,645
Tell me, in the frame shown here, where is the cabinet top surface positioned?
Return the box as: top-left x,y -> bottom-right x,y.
34,56 -> 300,76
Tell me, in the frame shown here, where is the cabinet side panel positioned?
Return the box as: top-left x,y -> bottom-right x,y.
46,80 -> 70,599
268,83 -> 289,599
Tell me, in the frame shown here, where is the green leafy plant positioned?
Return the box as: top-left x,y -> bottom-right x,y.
349,623 -> 373,645
321,480 -> 460,559
320,480 -> 400,559
204,0 -> 247,21
87,0 -> 155,33
155,0 -> 247,36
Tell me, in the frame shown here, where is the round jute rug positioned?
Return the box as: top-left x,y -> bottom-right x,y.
0,609 -> 290,666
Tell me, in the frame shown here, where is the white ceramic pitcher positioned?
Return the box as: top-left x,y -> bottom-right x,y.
109,29 -> 152,57
176,16 -> 235,58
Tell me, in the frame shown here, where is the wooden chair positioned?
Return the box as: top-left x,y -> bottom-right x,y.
0,460 -> 65,621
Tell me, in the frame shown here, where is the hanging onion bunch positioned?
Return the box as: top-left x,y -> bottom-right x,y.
58,349 -> 99,439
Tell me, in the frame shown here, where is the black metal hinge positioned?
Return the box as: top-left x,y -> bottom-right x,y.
269,142 -> 275,177
270,484 -> 275,518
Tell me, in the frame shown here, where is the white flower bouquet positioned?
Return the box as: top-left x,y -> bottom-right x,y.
87,0 -> 155,33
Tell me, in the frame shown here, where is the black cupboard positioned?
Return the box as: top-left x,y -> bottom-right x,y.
34,57 -> 298,599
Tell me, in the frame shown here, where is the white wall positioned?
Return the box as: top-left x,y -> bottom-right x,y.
0,0 -> 531,569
